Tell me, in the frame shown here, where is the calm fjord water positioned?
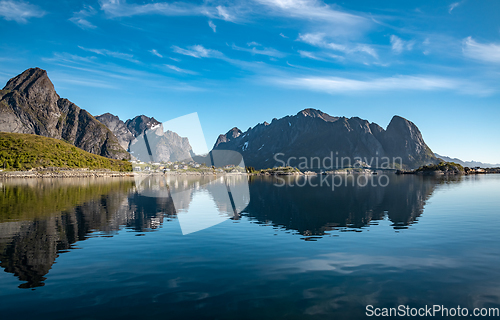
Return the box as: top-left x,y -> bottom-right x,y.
1,174 -> 500,319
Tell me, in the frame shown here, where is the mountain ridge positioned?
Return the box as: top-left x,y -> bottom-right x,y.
96,113 -> 194,162
434,153 -> 500,168
0,68 -> 129,160
213,109 -> 437,169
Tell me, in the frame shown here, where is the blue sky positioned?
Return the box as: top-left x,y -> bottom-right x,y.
1,0 -> 499,163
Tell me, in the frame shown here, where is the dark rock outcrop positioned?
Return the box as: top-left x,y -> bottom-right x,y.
95,113 -> 135,150
0,68 -> 129,160
213,108 -> 437,169
125,115 -> 161,137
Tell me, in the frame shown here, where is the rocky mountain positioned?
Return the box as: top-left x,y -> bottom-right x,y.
97,113 -> 193,162
128,123 -> 194,162
125,115 -> 161,137
0,68 -> 129,160
213,108 -> 437,169
95,113 -> 134,150
434,153 -> 500,168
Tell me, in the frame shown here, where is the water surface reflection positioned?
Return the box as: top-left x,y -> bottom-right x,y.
0,174 -> 461,289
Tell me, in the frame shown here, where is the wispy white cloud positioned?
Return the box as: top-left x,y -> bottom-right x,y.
215,5 -> 233,21
164,64 -> 197,75
247,41 -> 261,47
448,1 -> 462,14
279,33 -> 288,38
298,33 -> 378,59
42,52 -> 209,93
150,49 -> 163,58
298,50 -> 326,61
208,20 -> 216,32
69,5 -> 97,29
231,44 -> 285,58
52,76 -> 118,89
78,46 -> 140,63
171,45 -> 224,59
0,0 -> 45,23
299,33 -> 345,51
254,0 -> 366,26
99,0 -> 235,21
42,52 -> 97,65
390,35 -> 414,54
270,74 -> 490,95
297,50 -> 345,62
462,37 -> 500,63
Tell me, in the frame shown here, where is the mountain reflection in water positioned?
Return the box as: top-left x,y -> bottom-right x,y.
0,174 -> 460,288
244,175 -> 461,238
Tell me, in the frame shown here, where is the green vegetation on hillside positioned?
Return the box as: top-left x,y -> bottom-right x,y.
415,161 -> 465,174
0,132 -> 131,171
246,166 -> 301,174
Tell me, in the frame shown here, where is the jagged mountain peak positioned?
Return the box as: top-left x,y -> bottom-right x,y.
4,68 -> 48,91
227,127 -> 242,138
214,127 -> 244,149
0,68 -> 129,160
97,112 -> 194,162
96,112 -> 121,121
298,108 -> 339,122
214,109 -> 437,169
125,115 -> 161,137
387,115 -> 410,128
386,115 -> 423,141
3,67 -> 58,103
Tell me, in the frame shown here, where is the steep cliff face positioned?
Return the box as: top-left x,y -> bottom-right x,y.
95,113 -> 135,150
0,68 -> 129,160
379,116 -> 435,168
128,124 -> 194,162
98,113 -> 194,162
213,109 -> 437,169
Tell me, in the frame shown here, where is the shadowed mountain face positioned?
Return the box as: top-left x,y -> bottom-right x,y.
213,109 -> 437,169
0,68 -> 129,160
94,113 -> 135,150
96,113 -> 194,162
96,113 -> 161,151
